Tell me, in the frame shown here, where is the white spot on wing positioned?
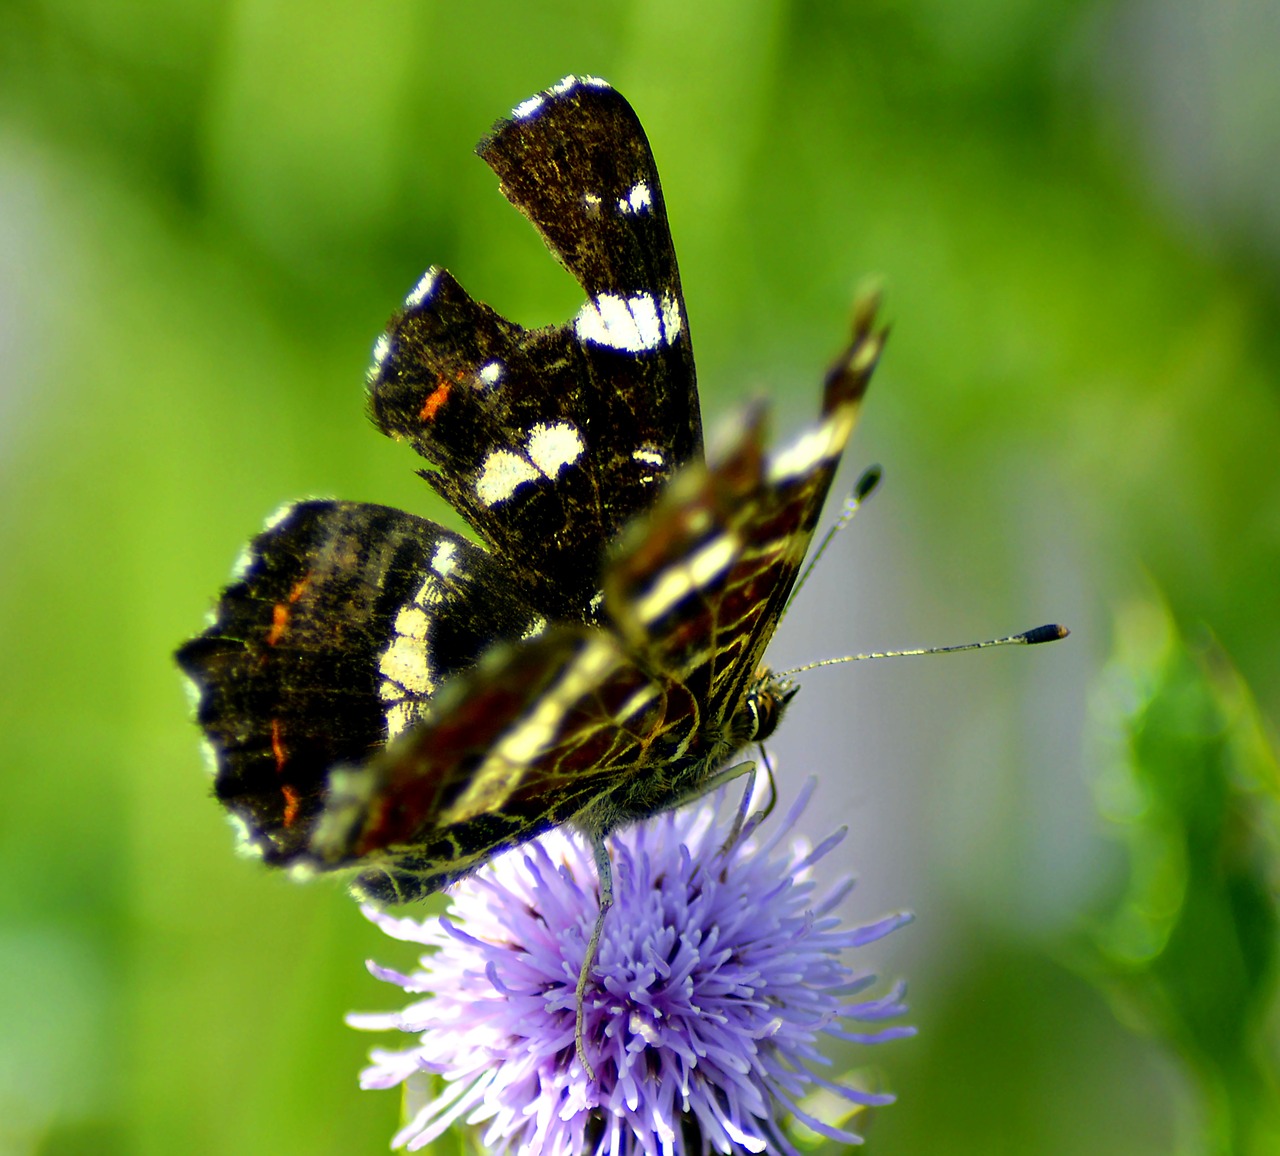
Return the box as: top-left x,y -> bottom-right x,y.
417,571 -> 443,604
476,450 -> 540,506
395,604 -> 431,639
475,424 -> 585,506
377,565 -> 461,737
229,542 -> 255,581
515,76 -> 611,120
660,292 -> 683,340
478,361 -> 503,387
226,812 -> 260,857
262,502 -> 299,533
575,293 -> 674,352
616,685 -> 660,724
379,635 -> 433,695
367,334 -> 393,382
405,267 -> 439,308
550,75 -> 611,97
690,533 -> 737,586
431,539 -> 459,578
526,421 -> 583,477
521,615 -> 548,640
618,181 -> 652,215
632,447 -> 664,468
383,702 -> 425,739
583,191 -> 602,212
766,409 -> 855,483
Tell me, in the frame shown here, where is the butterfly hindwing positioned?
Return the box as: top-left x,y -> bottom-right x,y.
176,500 -> 543,862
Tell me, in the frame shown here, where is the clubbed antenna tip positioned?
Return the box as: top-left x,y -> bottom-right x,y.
1019,624 -> 1070,645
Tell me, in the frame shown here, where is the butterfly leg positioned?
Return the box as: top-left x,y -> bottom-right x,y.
576,834 -> 615,1080
721,763 -> 757,855
575,760 -> 760,1075
718,746 -> 778,858
674,758 -> 755,810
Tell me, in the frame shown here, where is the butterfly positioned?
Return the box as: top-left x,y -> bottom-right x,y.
177,75 -> 884,1071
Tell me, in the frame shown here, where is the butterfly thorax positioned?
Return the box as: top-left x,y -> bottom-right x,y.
573,667 -> 797,841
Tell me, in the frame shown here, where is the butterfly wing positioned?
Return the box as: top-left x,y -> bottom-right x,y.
299,310 -> 885,903
177,79 -> 883,909
307,625 -> 697,903
367,77 -> 700,622
176,500 -> 544,863
180,79 -> 701,874
604,302 -> 886,723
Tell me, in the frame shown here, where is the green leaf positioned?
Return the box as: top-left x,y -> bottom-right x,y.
1087,597 -> 1280,1155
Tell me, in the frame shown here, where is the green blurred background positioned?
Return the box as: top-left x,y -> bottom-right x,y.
3,2 -> 1279,1153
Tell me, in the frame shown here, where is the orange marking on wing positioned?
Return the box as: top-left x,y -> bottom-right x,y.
419,380 -> 452,422
271,718 -> 286,773
287,574 -> 311,603
281,785 -> 301,828
266,603 -> 290,646
265,573 -> 311,646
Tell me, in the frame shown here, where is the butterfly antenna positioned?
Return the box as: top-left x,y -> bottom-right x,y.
776,623 -> 1069,678
784,464 -> 883,619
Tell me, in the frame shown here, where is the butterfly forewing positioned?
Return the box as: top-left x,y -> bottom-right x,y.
367,78 -> 700,621
479,80 -> 699,471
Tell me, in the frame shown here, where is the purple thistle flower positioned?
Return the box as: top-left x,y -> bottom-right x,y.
348,779 -> 914,1154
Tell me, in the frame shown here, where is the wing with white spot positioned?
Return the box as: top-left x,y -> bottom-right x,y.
604,306 -> 885,722
176,501 -> 543,865
367,77 -> 700,623
306,625 -> 699,903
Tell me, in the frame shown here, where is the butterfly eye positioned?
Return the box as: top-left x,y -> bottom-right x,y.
749,696 -> 771,742
742,679 -> 797,744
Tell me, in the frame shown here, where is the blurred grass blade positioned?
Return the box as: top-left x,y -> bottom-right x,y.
1087,598 -> 1280,1156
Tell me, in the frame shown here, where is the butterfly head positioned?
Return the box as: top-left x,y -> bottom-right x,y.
739,669 -> 800,746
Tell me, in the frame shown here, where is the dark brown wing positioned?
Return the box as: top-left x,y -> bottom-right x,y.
366,77 -> 700,622
306,625 -> 697,903
299,309 -> 884,905
176,501 -> 543,864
